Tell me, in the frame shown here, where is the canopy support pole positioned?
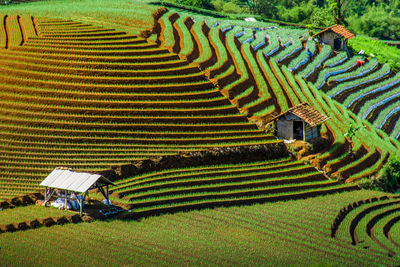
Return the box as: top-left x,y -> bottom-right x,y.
83,191 -> 88,202
97,184 -> 107,200
65,190 -> 68,210
43,188 -> 55,205
106,185 -> 110,206
79,195 -> 83,216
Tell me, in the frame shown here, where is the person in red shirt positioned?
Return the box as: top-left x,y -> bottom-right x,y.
357,59 -> 365,67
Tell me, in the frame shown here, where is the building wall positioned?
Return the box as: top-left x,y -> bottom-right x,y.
320,32 -> 343,49
277,119 -> 293,140
277,113 -> 322,141
305,125 -> 320,141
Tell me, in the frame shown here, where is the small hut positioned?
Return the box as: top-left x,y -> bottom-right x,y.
313,25 -> 355,50
274,103 -> 329,142
40,167 -> 114,215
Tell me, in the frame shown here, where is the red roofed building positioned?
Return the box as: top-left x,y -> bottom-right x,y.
313,25 -> 355,50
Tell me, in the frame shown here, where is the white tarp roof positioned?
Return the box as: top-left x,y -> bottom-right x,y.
40,168 -> 114,193
244,17 -> 257,22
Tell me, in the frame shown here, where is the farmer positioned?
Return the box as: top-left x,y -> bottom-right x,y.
307,48 -> 313,61
356,58 -> 366,67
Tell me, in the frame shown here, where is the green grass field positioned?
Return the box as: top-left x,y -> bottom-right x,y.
1,191 -> 399,266
0,205 -> 70,225
0,0 -> 157,34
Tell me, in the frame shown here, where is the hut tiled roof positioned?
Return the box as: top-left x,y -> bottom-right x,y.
278,103 -> 329,127
313,24 -> 355,40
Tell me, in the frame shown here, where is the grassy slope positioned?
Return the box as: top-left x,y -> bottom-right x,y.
0,205 -> 70,225
0,1 -> 399,265
0,0 -> 157,34
1,190 -> 398,266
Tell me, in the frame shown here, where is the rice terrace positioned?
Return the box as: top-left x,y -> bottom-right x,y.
0,0 -> 400,265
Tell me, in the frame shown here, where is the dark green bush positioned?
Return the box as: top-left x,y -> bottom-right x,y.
0,0 -> 13,5
161,0 -> 225,17
359,157 -> 400,192
211,0 -> 244,14
348,5 -> 400,41
176,0 -> 212,9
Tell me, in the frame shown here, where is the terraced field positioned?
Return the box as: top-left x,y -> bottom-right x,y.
317,59 -> 400,141
109,157 -> 357,215
198,18 -> 400,142
1,8 -> 399,205
0,14 -> 39,48
0,205 -> 69,226
155,11 -> 400,183
0,16 -> 279,199
1,1 -> 400,265
333,195 -> 400,259
2,190 -> 400,266
156,11 -> 280,122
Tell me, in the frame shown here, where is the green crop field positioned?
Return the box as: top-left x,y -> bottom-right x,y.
1,0 -> 400,265
0,205 -> 69,225
0,0 -> 158,34
1,191 -> 400,266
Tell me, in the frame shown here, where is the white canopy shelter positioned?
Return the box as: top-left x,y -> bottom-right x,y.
40,168 -> 114,215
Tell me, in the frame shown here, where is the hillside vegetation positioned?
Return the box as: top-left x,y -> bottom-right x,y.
1,1 -> 400,265
165,0 -> 400,41
0,14 -> 282,199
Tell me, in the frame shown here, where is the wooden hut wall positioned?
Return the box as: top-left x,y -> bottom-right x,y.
320,32 -> 344,49
277,119 -> 294,140
305,125 -> 320,141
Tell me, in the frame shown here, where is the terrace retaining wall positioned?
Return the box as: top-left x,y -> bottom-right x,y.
101,142 -> 288,182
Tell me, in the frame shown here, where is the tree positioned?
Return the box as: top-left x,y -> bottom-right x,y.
247,0 -> 257,14
359,157 -> 400,192
178,0 -> 212,9
390,0 -> 400,16
344,123 -> 361,154
328,0 -> 348,25
248,0 -> 279,19
310,5 -> 334,27
383,157 -> 400,192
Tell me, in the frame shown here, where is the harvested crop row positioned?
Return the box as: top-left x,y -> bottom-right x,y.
0,56 -> 200,76
23,41 -> 158,50
3,48 -> 181,63
0,50 -> 188,69
0,14 -> 36,49
11,44 -> 170,56
0,99 -> 242,116
26,36 -> 146,45
0,63 -> 209,85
